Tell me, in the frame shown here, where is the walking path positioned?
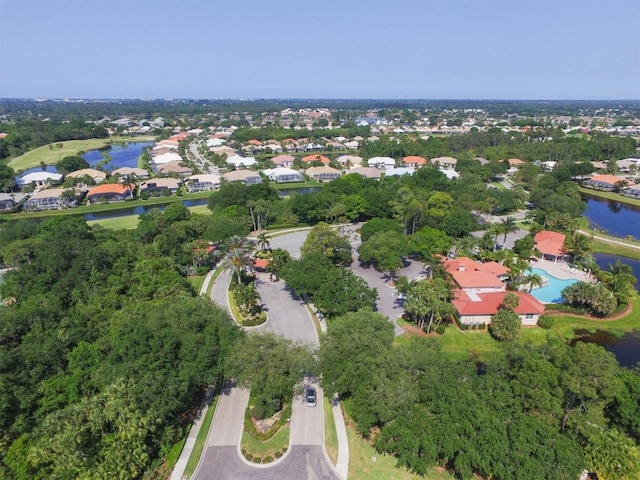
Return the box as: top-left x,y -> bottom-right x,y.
577,229 -> 640,251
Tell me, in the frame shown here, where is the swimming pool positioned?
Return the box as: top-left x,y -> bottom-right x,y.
528,267 -> 578,303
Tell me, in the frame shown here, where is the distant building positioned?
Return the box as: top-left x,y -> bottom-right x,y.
16,171 -> 63,188
66,168 -> 107,184
0,193 -> 27,211
263,167 -> 304,183
184,174 -> 221,192
305,166 -> 341,182
223,169 -> 262,185
139,178 -> 181,195
24,188 -> 75,211
86,184 -> 134,204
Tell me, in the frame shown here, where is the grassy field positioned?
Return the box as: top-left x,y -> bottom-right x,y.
86,215 -> 140,230
346,423 -> 454,480
579,186 -> 640,208
188,274 -> 206,294
592,239 -> 640,261
323,396 -> 339,466
8,136 -> 155,171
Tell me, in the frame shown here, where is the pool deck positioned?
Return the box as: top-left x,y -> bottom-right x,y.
530,258 -> 594,282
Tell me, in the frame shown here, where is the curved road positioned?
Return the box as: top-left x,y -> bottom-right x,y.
194,233 -> 339,480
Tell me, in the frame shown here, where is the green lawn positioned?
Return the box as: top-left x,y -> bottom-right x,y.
86,215 -> 140,230
8,136 -> 155,171
188,274 -> 206,294
183,394 -> 219,479
241,424 -> 290,459
579,186 -> 640,208
323,396 -> 339,466
346,424 -> 454,480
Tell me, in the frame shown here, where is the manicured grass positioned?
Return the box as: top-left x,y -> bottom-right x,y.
323,396 -> 339,466
241,424 -> 290,458
86,215 -> 140,230
579,187 -> 640,208
592,239 -> 640,260
8,136 -> 155,171
272,180 -> 323,190
346,423 -> 454,480
188,274 -> 206,294
183,394 -> 219,479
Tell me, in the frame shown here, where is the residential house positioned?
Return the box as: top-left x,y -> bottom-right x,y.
0,193 -> 27,212
184,174 -> 221,192
507,158 -> 525,168
305,166 -> 341,182
453,290 -> 545,326
335,155 -> 363,167
474,157 -> 490,165
86,183 -> 134,204
622,183 -> 640,200
302,154 -> 331,165
583,174 -> 629,192
16,171 -> 63,188
402,156 -> 428,168
344,140 -> 359,150
367,156 -> 396,169
152,151 -> 183,165
111,167 -> 150,181
431,156 -> 458,169
226,155 -> 258,169
223,169 -> 263,185
24,188 -> 76,211
384,167 -> 415,177
66,168 -> 107,184
346,167 -> 382,180
156,162 -> 193,176
139,178 -> 181,195
534,231 -> 568,262
263,167 -> 304,183
271,155 -> 295,168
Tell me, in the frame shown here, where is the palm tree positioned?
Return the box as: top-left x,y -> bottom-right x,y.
257,232 -> 270,252
222,247 -> 254,283
524,272 -> 543,293
500,216 -> 518,245
220,235 -> 255,255
563,233 -> 592,266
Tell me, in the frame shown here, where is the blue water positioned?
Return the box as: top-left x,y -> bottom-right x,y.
583,195 -> 640,240
82,141 -> 153,173
528,267 -> 578,303
83,197 -> 209,220
594,254 -> 640,293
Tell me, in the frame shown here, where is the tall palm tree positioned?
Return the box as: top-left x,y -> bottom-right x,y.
257,232 -> 270,252
563,233 -> 592,266
222,248 -> 254,283
524,272 -> 543,293
500,216 -> 518,245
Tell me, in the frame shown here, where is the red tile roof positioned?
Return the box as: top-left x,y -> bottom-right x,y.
87,183 -> 133,196
302,154 -> 331,164
453,289 -> 545,316
534,231 -> 566,256
451,271 -> 505,289
253,258 -> 269,269
402,155 -> 428,166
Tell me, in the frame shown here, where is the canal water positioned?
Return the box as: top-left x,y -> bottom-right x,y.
83,197 -> 209,220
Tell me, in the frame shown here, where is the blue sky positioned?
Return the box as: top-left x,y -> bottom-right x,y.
1,0 -> 639,99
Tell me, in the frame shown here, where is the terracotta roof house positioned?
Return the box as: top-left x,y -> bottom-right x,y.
223,169 -> 262,185
247,139 -> 263,146
346,167 -> 382,180
534,231 -> 567,262
66,168 -> 107,184
453,290 -> 545,326
262,167 -> 304,183
431,156 -> 458,169
139,178 -> 181,195
402,156 -> 428,168
185,174 -> 221,192
302,154 -> 331,165
111,167 -> 150,180
271,154 -> 295,168
335,155 -> 363,167
507,158 -> 525,168
583,174 -> 629,192
253,258 -> 269,271
24,189 -> 75,212
86,183 -> 134,204
367,156 -> 396,169
306,166 -> 342,182
156,162 -> 193,176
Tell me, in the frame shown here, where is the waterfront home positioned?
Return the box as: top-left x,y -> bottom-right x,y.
139,178 -> 181,195
184,174 -> 221,192
0,193 -> 27,212
534,231 -> 568,262
305,166 -> 341,182
86,184 -> 134,204
16,171 -> 63,188
152,151 -> 183,165
223,169 -> 262,185
156,162 -> 193,176
583,174 -> 629,192
24,188 -> 75,211
622,183 -> 640,200
111,167 -> 150,181
66,168 -> 107,184
262,167 -> 304,183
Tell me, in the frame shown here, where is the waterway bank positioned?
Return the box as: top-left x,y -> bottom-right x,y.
579,187 -> 640,208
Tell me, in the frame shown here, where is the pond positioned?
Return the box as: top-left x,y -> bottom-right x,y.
594,254 -> 640,292
571,329 -> 640,368
276,186 -> 323,197
82,141 -> 153,173
83,197 -> 209,220
583,194 -> 640,240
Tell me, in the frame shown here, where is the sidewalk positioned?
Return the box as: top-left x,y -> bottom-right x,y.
332,396 -> 350,480
169,386 -> 215,480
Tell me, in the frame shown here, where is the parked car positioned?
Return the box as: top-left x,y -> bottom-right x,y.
305,387 -> 317,407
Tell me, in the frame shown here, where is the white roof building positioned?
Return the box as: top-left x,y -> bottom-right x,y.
263,167 -> 304,183
17,171 -> 63,187
384,167 -> 415,177
368,156 -> 396,169
152,152 -> 183,165
226,155 -> 258,168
